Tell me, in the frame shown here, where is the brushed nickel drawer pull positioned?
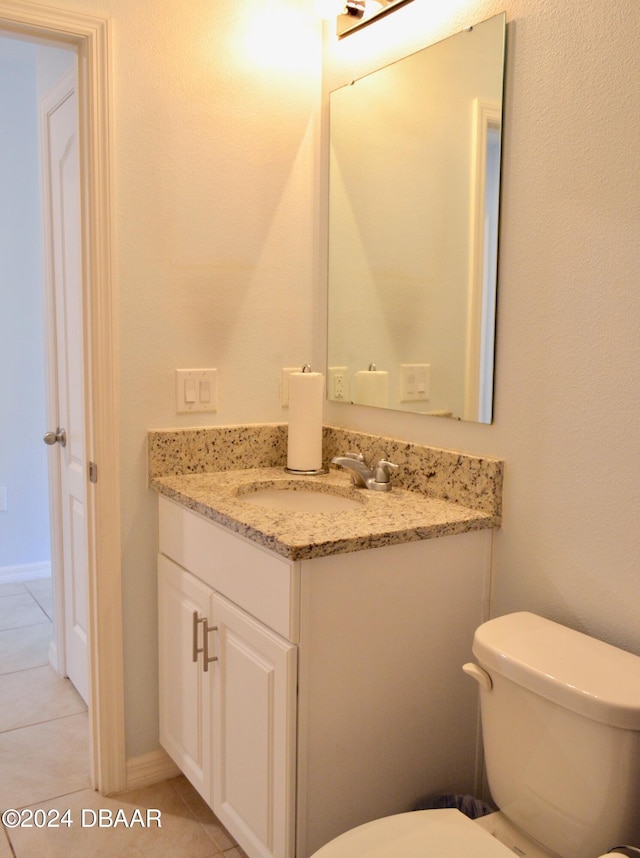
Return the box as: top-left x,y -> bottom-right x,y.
192,611 -> 205,663
203,622 -> 218,672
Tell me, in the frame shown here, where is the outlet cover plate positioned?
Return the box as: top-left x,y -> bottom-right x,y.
328,366 -> 349,401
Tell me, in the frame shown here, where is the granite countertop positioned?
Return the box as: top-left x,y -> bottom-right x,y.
151,466 -> 498,561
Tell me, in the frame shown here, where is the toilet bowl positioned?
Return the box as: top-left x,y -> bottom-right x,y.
310,612 -> 640,858
310,809 -> 624,858
309,809 -> 516,858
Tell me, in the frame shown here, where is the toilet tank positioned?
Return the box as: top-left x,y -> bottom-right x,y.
471,612 -> 640,858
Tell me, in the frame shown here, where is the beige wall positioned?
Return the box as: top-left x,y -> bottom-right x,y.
114,0 -> 321,757
324,1 -> 640,654
12,0 -> 321,758
13,0 -> 640,761
112,0 -> 321,756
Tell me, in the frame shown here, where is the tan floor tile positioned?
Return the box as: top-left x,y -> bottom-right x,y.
7,782 -> 223,857
0,582 -> 27,597
0,623 -> 52,674
0,665 -> 86,733
0,827 -> 13,858
0,712 -> 90,809
0,594 -> 49,631
22,579 -> 52,595
169,776 -> 236,851
23,581 -> 54,622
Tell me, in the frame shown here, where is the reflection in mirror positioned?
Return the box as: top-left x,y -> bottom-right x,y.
327,14 -> 506,422
336,0 -> 414,39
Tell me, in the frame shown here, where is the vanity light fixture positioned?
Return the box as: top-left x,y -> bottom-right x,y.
343,1 -> 366,19
316,0 -> 412,37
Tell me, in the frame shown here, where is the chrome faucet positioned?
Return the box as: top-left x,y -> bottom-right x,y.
331,452 -> 398,492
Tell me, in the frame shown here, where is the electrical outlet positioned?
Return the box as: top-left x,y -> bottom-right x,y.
176,369 -> 218,413
328,366 -> 349,401
0,486 -> 6,512
400,364 -> 430,402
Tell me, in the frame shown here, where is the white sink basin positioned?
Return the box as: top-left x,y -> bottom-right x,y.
239,487 -> 363,513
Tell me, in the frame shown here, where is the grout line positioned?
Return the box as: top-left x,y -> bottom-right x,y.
0,664 -> 49,678
27,595 -> 53,622
168,777 -> 207,825
0,709 -> 88,738
13,785 -> 93,812
1,822 -> 17,858
0,664 -> 58,679
168,778 -> 241,855
0,661 -> 48,678
0,619 -> 51,633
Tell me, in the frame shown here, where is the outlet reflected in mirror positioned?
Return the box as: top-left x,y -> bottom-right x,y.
327,14 -> 506,422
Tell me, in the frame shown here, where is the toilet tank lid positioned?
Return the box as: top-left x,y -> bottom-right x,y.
472,612 -> 640,730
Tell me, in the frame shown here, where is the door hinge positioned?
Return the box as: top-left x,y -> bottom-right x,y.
89,461 -> 98,483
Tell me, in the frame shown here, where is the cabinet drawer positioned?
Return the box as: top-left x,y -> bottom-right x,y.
159,496 -> 299,642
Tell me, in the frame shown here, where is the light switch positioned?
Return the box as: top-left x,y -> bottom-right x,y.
184,379 -> 197,403
400,364 -> 430,402
199,379 -> 211,403
176,369 -> 218,413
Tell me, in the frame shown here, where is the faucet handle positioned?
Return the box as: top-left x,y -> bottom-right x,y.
374,460 -> 399,483
345,451 -> 366,463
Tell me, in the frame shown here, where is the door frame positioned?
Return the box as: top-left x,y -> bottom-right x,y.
0,0 -> 125,794
465,98 -> 501,423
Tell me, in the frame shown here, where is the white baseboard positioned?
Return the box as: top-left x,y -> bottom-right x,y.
123,748 -> 181,793
0,561 -> 51,584
48,639 -> 61,675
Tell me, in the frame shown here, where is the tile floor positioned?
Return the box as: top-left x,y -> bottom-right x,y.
0,578 -> 245,858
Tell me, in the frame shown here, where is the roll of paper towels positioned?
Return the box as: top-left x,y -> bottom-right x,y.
354,370 -> 389,408
287,371 -> 324,472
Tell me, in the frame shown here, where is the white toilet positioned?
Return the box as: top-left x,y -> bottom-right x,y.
310,612 -> 640,858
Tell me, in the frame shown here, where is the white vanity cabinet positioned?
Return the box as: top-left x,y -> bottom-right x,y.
158,498 -> 298,858
158,555 -> 214,802
157,494 -> 492,858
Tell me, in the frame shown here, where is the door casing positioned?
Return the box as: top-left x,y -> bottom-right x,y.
0,0 -> 124,794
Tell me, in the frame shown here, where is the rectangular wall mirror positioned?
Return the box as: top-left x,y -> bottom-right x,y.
327,13 -> 506,422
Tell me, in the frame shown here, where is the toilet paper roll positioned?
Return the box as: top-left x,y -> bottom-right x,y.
353,370 -> 389,408
287,371 -> 324,472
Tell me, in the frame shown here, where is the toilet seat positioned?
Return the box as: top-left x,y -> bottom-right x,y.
310,809 -> 517,857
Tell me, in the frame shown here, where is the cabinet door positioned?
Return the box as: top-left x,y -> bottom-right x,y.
158,554 -> 213,804
212,592 -> 297,858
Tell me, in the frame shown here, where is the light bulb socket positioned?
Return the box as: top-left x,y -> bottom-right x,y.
345,0 -> 365,18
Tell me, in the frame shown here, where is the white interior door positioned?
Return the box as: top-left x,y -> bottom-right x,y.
41,70 -> 89,704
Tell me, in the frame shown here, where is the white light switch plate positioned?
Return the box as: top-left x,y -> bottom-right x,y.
176,369 -> 218,413
400,364 -> 430,402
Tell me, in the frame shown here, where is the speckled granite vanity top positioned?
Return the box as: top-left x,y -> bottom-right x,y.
151,466 -> 498,560
149,424 -> 503,561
